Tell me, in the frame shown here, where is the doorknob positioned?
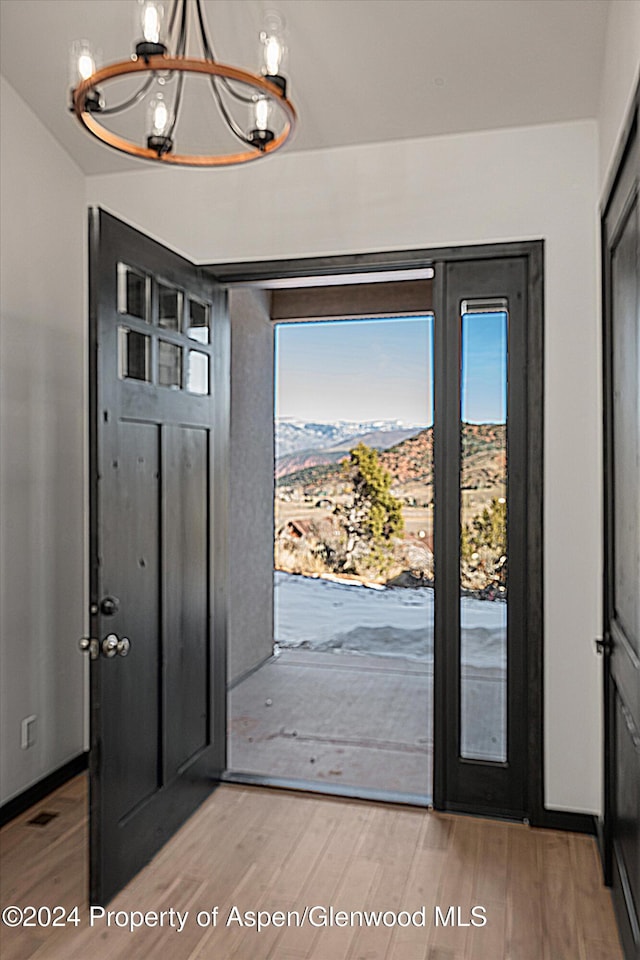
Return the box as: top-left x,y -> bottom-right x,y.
101,633 -> 131,658
79,636 -> 99,660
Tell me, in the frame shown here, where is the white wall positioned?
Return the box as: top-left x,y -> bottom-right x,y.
0,78 -> 87,804
89,119 -> 602,814
598,0 -> 640,193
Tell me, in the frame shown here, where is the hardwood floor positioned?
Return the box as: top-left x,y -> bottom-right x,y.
0,774 -> 623,960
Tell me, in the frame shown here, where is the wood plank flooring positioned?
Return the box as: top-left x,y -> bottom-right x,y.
0,775 -> 623,960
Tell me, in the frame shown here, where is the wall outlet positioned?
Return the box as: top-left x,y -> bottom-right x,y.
21,715 -> 37,749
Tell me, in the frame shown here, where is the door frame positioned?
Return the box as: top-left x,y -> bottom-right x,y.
600,76 -> 640,957
208,239 -> 546,825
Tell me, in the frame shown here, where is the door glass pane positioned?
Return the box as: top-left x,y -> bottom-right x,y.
187,298 -> 210,344
460,304 -> 508,762
118,327 -> 151,382
158,283 -> 182,332
187,351 -> 209,395
158,340 -> 182,389
117,263 -> 148,321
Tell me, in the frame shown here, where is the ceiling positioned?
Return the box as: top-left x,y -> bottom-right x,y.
0,0 -> 610,176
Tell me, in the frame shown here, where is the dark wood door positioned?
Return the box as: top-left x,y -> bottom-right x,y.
602,93 -> 640,960
87,209 -> 228,905
433,254 -> 542,819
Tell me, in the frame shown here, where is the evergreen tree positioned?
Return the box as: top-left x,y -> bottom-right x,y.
335,443 -> 404,575
461,496 -> 507,592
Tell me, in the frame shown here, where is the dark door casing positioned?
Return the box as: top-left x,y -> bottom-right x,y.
212,242 -> 544,822
88,209 -> 228,905
602,86 -> 640,960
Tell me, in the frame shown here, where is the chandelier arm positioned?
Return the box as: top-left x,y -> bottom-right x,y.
179,0 -> 189,56
218,78 -> 258,105
167,69 -> 185,140
99,74 -> 155,115
191,0 -> 254,147
167,0 -> 181,43
208,75 -> 255,147
163,0 -> 188,141
194,0 -> 255,105
195,0 -> 216,61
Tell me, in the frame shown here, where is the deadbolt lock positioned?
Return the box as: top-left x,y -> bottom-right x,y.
102,633 -> 131,658
99,596 -> 120,616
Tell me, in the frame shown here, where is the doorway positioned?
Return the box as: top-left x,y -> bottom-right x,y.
229,313 -> 435,802
218,245 -> 543,822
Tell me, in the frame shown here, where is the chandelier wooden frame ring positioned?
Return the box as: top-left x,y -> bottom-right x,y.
72,55 -> 298,167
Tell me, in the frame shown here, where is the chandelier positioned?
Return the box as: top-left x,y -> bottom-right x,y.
69,0 -> 297,166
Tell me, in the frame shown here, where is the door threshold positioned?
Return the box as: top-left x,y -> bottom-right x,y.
222,770 -> 432,808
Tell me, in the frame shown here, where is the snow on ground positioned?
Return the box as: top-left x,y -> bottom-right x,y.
274,571 -> 506,668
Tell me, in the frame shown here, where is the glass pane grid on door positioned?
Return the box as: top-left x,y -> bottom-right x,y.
116,262 -> 213,395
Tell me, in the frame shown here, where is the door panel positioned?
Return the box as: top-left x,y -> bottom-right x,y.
163,425 -> 210,780
603,96 -> 640,960
612,199 -> 640,653
88,209 -> 227,905
103,420 -> 161,820
434,256 -> 532,818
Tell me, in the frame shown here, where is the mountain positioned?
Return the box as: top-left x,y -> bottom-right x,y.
276,423 -> 506,492
323,427 -> 422,453
275,420 -> 347,458
275,449 -> 346,480
275,426 -> 424,480
275,418 -> 425,458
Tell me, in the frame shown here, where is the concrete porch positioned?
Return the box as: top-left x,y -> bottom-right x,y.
228,649 -> 432,799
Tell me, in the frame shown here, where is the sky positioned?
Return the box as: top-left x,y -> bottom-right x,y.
275,312 -> 507,424
461,311 -> 508,424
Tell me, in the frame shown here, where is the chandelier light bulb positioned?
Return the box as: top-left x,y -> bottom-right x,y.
149,93 -> 170,136
248,94 -> 275,149
264,36 -> 282,75
147,91 -> 173,155
70,40 -> 96,84
254,96 -> 271,132
78,52 -> 94,80
139,0 -> 164,44
136,0 -> 167,58
260,11 -> 287,77
69,39 -> 103,113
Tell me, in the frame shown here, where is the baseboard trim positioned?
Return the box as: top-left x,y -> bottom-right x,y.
0,753 -> 88,827
534,808 -> 598,835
